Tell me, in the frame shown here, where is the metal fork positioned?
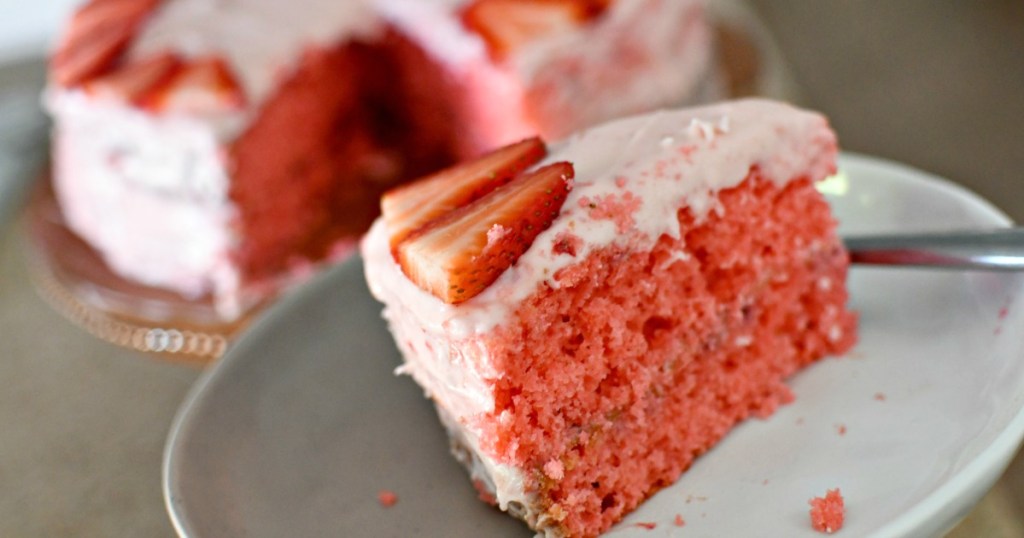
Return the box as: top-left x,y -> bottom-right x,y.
845,228 -> 1024,271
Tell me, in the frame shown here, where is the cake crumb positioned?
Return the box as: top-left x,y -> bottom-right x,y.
634,522 -> 657,530
578,192 -> 642,233
674,514 -> 686,527
874,392 -> 886,402
552,231 -> 583,257
808,488 -> 845,533
377,490 -> 398,508
544,459 -> 565,480
835,424 -> 847,436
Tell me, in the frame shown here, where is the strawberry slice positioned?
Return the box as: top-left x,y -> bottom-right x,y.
381,137 -> 547,250
395,161 -> 574,304
83,52 -> 182,104
145,56 -> 247,114
461,0 -> 595,59
51,0 -> 162,87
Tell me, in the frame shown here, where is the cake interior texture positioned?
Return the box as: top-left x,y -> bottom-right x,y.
466,168 -> 855,536
229,30 -> 468,284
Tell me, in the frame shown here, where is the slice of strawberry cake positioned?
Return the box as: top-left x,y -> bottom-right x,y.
45,0 -> 714,319
362,98 -> 857,537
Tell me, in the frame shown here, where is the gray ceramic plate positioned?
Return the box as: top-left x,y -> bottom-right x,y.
0,57 -> 48,226
164,154 -> 1024,537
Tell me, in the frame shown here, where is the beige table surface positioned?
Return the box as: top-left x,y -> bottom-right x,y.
2,2 -> 1023,537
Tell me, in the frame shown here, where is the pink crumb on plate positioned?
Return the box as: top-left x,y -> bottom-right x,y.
377,490 -> 398,508
809,488 -> 845,533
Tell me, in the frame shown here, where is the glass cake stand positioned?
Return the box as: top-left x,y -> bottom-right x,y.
23,177 -> 265,363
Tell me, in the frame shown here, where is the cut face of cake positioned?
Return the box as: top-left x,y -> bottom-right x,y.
45,0 -> 714,319
362,99 -> 857,537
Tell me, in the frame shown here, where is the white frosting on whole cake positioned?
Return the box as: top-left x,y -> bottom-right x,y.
363,99 -> 838,518
510,0 -> 712,139
50,90 -> 241,310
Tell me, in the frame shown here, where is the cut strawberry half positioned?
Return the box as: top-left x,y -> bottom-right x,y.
382,137 -> 547,250
83,52 -> 182,104
51,0 -> 163,87
461,0 -> 596,59
144,56 -> 247,114
395,161 -> 574,304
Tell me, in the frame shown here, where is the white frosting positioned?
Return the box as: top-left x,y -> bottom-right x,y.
363,99 -> 836,450
49,89 -> 240,311
436,403 -> 533,516
509,0 -> 712,139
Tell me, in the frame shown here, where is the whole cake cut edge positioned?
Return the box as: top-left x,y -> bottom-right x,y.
362,98 -> 857,537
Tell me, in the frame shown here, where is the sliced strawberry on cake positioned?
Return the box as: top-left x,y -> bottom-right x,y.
146,56 -> 248,114
394,161 -> 574,304
51,0 -> 163,86
382,137 -> 547,250
83,52 -> 181,105
461,0 -> 604,59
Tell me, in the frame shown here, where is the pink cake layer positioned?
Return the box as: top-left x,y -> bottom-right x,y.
467,170 -> 855,536
228,30 -> 466,284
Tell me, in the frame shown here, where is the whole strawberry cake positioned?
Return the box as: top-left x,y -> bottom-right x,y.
362,99 -> 857,537
45,0 -> 714,318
